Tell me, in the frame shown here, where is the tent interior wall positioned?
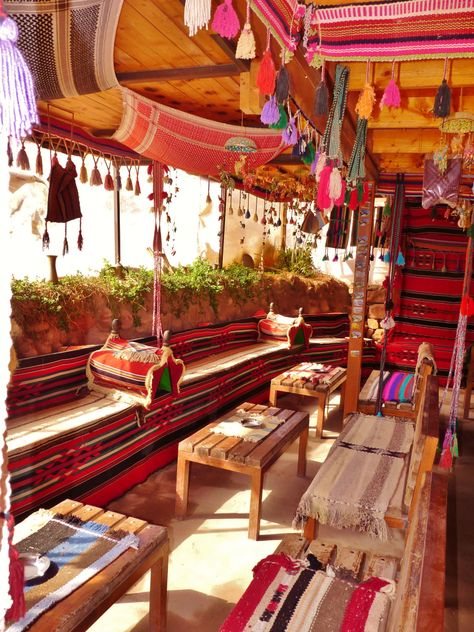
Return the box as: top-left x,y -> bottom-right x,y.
1,0 -> 474,630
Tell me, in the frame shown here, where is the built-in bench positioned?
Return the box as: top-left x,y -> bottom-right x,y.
7,311 -> 376,521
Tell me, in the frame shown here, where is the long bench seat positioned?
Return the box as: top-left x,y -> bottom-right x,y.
7,313 -> 377,521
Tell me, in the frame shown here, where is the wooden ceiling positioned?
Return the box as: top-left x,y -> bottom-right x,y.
38,0 -> 474,179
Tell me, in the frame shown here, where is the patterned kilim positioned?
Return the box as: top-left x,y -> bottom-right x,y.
293,413 -> 414,540
365,371 -> 415,404
6,0 -> 123,100
6,510 -> 138,631
377,173 -> 474,200
307,0 -> 474,61
279,364 -> 344,389
252,0 -> 302,52
219,554 -> 391,632
112,88 -> 284,177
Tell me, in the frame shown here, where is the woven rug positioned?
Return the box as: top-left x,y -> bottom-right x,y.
7,509 -> 138,631
280,364 -> 343,388
219,553 -> 391,632
365,371 -> 415,404
293,413 -> 414,540
211,411 -> 285,443
7,0 -> 123,100
112,88 -> 284,177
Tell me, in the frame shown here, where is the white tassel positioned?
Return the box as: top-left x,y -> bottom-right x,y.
184,0 -> 211,36
315,151 -> 327,182
381,315 -> 395,330
329,167 -> 342,201
235,22 -> 256,60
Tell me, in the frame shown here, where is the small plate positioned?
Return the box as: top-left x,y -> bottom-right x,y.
241,418 -> 263,428
20,554 -> 50,581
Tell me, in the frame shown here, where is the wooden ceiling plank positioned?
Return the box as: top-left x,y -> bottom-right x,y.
117,64 -> 241,84
369,128 -> 441,154
369,94 -> 474,129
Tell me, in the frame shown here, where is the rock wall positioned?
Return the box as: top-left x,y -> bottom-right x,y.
11,273 -> 351,358
364,284 -> 387,341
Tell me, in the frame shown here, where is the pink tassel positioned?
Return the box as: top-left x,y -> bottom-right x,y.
317,165 -> 332,209
380,78 -> 401,109
211,0 -> 240,39
334,178 -> 346,206
5,514 -> 25,623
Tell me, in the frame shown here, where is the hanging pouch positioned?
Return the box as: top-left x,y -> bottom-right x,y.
422,157 -> 462,209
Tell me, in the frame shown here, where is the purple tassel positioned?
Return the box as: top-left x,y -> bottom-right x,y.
260,96 -> 279,125
282,117 -> 298,145
380,78 -> 401,109
211,0 -> 240,39
0,15 -> 39,139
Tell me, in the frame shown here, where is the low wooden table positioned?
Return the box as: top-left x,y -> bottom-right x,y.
269,364 -> 347,438
20,499 -> 169,632
175,402 -> 309,540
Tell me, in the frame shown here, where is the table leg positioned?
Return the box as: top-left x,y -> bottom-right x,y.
149,540 -> 169,631
315,393 -> 326,438
297,424 -> 308,477
269,383 -> 278,406
249,469 -> 263,540
175,454 -> 190,519
340,380 -> 347,410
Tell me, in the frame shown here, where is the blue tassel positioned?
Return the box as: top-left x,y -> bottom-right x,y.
396,251 -> 405,266
383,251 -> 390,263
376,411 -> 383,417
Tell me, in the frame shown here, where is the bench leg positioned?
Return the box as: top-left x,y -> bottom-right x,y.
269,384 -> 278,406
149,541 -> 169,631
249,469 -> 263,540
297,425 -> 308,477
303,517 -> 318,541
175,454 -> 190,519
315,394 -> 326,439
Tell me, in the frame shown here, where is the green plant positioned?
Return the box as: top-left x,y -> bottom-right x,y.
98,262 -> 153,325
161,258 -> 224,315
276,245 -> 318,277
221,263 -> 260,303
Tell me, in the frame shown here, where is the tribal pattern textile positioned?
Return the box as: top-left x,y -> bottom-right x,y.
87,335 -> 185,409
9,317 -> 368,521
293,413 -> 414,540
6,510 -> 138,631
219,554 -> 391,632
279,364 -> 344,389
6,0 -> 123,100
258,315 -> 312,349
306,0 -> 474,61
377,173 -> 474,201
365,371 -> 415,404
113,88 -> 284,177
252,0 -> 303,52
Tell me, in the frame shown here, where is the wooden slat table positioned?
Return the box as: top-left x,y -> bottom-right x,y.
19,499 -> 169,632
269,364 -> 347,438
175,402 -> 309,540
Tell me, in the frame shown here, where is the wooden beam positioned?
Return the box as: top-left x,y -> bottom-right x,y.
117,64 -> 242,83
240,60 -> 265,114
377,154 -> 426,173
210,33 -> 250,72
369,128 -> 440,154
347,59 -> 474,91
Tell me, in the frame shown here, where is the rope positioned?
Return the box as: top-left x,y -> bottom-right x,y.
375,173 -> 405,415
321,64 -> 349,160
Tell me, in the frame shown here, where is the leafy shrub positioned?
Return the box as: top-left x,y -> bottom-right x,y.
276,245 -> 318,277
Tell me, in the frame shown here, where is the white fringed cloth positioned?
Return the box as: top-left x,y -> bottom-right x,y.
293,413 -> 414,541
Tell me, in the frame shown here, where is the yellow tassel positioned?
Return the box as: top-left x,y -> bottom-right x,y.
355,82 -> 376,120
235,23 -> 256,60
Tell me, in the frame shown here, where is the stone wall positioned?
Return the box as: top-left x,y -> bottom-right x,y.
364,284 -> 387,342
11,273 -> 351,359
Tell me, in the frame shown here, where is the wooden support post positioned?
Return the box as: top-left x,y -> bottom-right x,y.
113,164 -> 121,272
240,60 -> 265,115
218,185 -> 227,269
343,183 -> 376,417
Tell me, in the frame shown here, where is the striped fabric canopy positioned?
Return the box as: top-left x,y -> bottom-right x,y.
6,0 -> 123,100
112,88 -> 285,177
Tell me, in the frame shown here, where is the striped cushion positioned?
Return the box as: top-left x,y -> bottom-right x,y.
258,315 -> 312,349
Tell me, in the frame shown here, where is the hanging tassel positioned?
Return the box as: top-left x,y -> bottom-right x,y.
275,65 -> 290,104
348,187 -> 359,211
317,165 -> 332,210
396,251 -> 405,266
7,137 -> 13,166
42,222 -> 50,250
439,444 -> 453,469
260,95 -> 280,125
90,157 -> 102,186
134,177 -> 141,196
35,142 -> 43,175
16,140 -> 30,170
434,58 -> 451,118
116,171 -> 122,190
126,167 -> 133,191
63,226 -> 69,256
245,208 -> 251,219
4,514 -> 25,623
383,251 -> 390,263
104,171 -> 114,191
383,199 -> 391,217
380,61 -> 401,109
314,63 -> 329,116
77,219 -> 83,250
332,252 -> 339,262
315,151 -> 327,182
184,0 -> 212,36
381,315 -> 395,330
302,142 -> 315,165
253,209 -> 258,222
310,150 -> 319,174
0,10 -> 39,139
282,116 -> 298,145
356,83 -> 376,120
257,39 -> 276,96
329,166 -> 342,201
211,0 -> 240,39
236,2 -> 255,60
334,178 -> 346,206
269,104 -> 288,130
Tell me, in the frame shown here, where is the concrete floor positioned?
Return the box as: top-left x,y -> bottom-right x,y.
86,388 -> 472,632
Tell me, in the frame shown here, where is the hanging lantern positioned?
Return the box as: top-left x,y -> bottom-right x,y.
224,136 -> 257,153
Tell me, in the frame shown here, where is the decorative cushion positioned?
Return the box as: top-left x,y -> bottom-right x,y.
258,311 -> 312,349
87,335 -> 185,409
219,553 -> 391,632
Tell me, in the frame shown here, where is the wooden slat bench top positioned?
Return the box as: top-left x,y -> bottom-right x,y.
18,499 -> 168,632
176,403 -> 309,539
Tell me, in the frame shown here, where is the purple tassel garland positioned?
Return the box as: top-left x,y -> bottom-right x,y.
260,95 -> 279,125
282,117 -> 298,146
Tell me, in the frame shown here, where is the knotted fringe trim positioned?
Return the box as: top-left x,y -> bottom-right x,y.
317,0 -> 470,24
293,496 -> 388,541
115,348 -> 162,363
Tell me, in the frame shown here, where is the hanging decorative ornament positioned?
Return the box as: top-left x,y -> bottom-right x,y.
79,149 -> 88,184
253,195 -> 259,222
7,137 -> 13,166
184,0 -> 211,37
433,57 -> 451,118
16,139 -> 30,170
227,188 -> 234,215
355,60 -> 376,120
237,189 -> 243,216
236,0 -> 256,60
224,136 -> 257,153
260,95 -> 279,125
380,60 -> 401,109
134,162 -> 141,195
245,192 -> 251,219
125,163 -> 133,191
257,31 -> 276,96
433,141 -> 449,174
114,160 -> 122,190
103,156 -> 114,191
269,104 -> 288,130
275,64 -> 290,104
282,112 -> 298,146
314,61 -> 329,117
34,136 -> 43,176
211,0 -> 240,39
0,3 -> 39,139
89,153 -> 103,186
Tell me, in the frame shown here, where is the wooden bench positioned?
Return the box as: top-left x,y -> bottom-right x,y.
301,373 -> 439,541
13,499 -> 169,632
